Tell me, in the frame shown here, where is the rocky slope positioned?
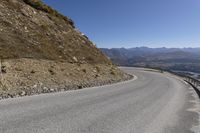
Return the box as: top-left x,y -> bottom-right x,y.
0,0 -> 131,99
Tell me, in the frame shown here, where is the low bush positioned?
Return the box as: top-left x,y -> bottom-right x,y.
23,0 -> 75,28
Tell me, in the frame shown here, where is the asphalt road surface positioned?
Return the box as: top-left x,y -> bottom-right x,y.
0,67 -> 199,133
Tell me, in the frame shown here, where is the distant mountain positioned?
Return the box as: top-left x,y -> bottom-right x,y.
101,47 -> 200,73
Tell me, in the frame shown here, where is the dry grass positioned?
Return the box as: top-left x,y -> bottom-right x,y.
0,0 -> 110,64
23,0 -> 75,27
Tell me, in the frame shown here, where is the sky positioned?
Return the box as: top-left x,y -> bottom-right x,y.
43,0 -> 200,48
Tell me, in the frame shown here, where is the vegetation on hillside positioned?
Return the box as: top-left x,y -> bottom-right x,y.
23,0 -> 75,28
0,0 -> 110,64
0,0 -> 132,99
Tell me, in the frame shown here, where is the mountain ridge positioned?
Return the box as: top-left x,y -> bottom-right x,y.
101,47 -> 200,73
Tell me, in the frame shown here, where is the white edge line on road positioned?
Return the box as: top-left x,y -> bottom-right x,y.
74,74 -> 138,92
0,74 -> 138,102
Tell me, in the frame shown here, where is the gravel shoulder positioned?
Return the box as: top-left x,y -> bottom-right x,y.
0,58 -> 132,100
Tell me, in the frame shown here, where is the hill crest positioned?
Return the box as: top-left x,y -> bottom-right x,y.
0,0 -> 109,64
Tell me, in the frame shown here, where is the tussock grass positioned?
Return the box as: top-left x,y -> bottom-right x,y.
23,0 -> 75,28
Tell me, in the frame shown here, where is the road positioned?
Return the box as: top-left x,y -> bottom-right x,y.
0,67 -> 199,133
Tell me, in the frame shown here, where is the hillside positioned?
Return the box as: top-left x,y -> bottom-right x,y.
0,0 -> 109,63
101,47 -> 200,73
0,0 -> 131,99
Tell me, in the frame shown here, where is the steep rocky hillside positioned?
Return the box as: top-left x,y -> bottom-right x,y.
0,0 -> 131,99
0,0 -> 109,63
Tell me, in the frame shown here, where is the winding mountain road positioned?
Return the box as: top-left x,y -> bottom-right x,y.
0,67 -> 199,133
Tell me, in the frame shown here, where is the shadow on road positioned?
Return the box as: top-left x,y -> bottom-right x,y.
186,81 -> 200,99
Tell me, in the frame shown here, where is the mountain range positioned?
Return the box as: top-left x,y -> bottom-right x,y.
101,47 -> 200,73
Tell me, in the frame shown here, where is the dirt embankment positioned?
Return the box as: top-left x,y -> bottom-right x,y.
0,58 -> 131,99
0,0 -> 132,99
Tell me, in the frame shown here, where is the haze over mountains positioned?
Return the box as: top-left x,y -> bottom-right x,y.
101,47 -> 200,73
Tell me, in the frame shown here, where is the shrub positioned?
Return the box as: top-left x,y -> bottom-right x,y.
1,66 -> 6,74
110,71 -> 115,75
95,66 -> 101,73
23,0 -> 75,28
110,68 -> 116,75
30,70 -> 35,74
40,24 -> 49,30
48,69 -> 55,75
82,69 -> 86,73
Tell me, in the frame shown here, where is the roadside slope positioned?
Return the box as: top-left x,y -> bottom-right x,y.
0,0 -> 131,98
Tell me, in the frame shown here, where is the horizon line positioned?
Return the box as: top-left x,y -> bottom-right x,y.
99,46 -> 200,49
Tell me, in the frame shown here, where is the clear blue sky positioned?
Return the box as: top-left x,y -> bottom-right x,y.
43,0 -> 200,48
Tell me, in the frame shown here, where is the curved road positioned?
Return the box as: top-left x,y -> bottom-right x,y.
0,68 -> 199,133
